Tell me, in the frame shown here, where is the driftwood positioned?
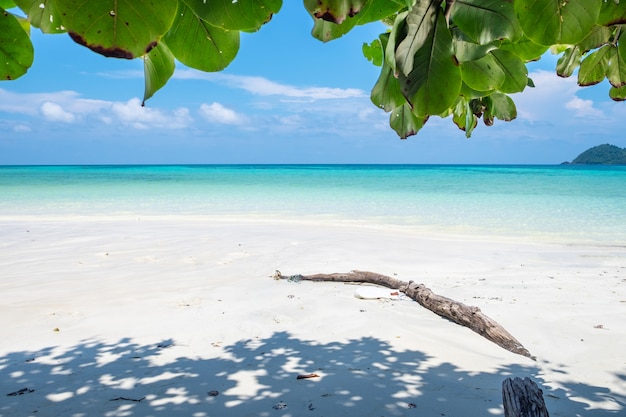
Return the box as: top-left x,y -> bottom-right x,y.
274,270 -> 533,359
502,377 -> 549,417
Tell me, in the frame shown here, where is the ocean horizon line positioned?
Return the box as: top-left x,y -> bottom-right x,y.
2,163 -> 622,168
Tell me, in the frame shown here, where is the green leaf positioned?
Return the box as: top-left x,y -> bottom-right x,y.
0,0 -> 15,9
304,0 -> 367,24
577,25 -> 612,53
452,0 -> 522,44
390,103 -> 427,138
384,10 -> 408,72
617,28 -> 626,80
452,97 -> 478,137
310,0 -> 402,42
555,26 -> 612,79
363,37 -> 383,67
578,45 -> 610,86
460,53 -> 505,92
550,44 -> 570,54
371,61 -> 405,111
484,92 -> 516,123
556,45 -> 581,78
399,10 -> 462,117
143,41 -> 175,105
183,0 -> 281,31
515,0 -> 601,45
490,49 -> 527,94
460,81 -> 493,99
619,27 -> 626,58
351,0 -> 405,25
57,0 -> 177,59
395,0 -> 439,76
0,9 -> 34,81
607,44 -> 626,88
499,37 -> 548,61
164,2 -> 239,72
453,30 -> 498,62
609,84 -> 626,101
310,14 -> 357,42
370,33 -> 405,111
598,0 -> 626,26
453,40 -> 497,62
14,0 -> 64,33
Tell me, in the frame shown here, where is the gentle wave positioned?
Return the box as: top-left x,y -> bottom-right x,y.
1,164 -> 625,244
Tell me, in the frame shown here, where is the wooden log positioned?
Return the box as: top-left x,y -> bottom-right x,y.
274,270 -> 534,359
502,377 -> 549,417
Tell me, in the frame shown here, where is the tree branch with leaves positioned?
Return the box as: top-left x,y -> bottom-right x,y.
2,0 -> 625,139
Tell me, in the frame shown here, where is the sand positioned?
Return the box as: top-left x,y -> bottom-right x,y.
1,215 -> 624,417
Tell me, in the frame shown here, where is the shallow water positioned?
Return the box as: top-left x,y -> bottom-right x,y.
1,164 -> 625,244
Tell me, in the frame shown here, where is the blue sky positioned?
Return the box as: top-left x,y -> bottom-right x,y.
1,2 -> 625,165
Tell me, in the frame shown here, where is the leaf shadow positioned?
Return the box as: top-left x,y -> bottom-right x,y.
1,332 -> 623,416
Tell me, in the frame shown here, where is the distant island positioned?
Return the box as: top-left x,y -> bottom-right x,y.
563,144 -> 626,165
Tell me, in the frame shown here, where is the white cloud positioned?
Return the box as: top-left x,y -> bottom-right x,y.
199,102 -> 245,125
1,88 -> 111,119
514,70 -> 605,122
234,75 -> 364,100
111,98 -> 156,128
565,96 -> 604,118
66,98 -> 111,115
13,124 -> 31,132
40,101 -> 76,123
110,99 -> 192,129
0,74 -> 379,139
0,88 -> 73,116
0,89 -> 192,131
175,70 -> 366,100
277,114 -> 305,128
94,69 -> 144,79
357,107 -> 376,120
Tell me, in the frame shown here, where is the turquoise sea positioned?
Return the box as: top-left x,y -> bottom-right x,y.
1,165 -> 625,244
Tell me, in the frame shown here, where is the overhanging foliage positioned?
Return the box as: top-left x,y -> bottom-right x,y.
1,0 -> 625,138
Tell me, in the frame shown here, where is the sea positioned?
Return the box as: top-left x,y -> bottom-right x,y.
1,164 -> 625,245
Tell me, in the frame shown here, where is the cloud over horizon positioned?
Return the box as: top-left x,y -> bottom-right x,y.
0,89 -> 194,132
514,70 -> 606,123
174,70 -> 366,100
40,101 -> 76,123
199,102 -> 246,125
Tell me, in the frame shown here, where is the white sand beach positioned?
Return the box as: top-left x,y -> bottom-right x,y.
1,216 -> 624,416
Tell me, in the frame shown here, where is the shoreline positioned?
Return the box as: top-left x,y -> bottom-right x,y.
1,216 -> 624,416
1,212 -> 622,247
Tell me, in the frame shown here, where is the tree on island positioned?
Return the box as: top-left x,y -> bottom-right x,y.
2,0 -> 626,140
568,143 -> 626,165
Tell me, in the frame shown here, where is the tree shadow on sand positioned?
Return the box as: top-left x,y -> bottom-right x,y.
1,332 -> 624,417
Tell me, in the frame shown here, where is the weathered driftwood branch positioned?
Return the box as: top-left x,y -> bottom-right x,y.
502,377 -> 549,417
274,270 -> 533,359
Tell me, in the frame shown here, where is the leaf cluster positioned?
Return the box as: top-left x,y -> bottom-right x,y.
1,0 -> 625,138
1,0 -> 280,104
358,0 -> 626,138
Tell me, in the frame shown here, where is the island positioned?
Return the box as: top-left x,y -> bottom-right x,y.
563,144 -> 626,165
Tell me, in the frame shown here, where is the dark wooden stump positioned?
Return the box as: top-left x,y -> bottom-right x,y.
502,377 -> 549,417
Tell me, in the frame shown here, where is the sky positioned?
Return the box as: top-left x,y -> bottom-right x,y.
1,3 -> 625,165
